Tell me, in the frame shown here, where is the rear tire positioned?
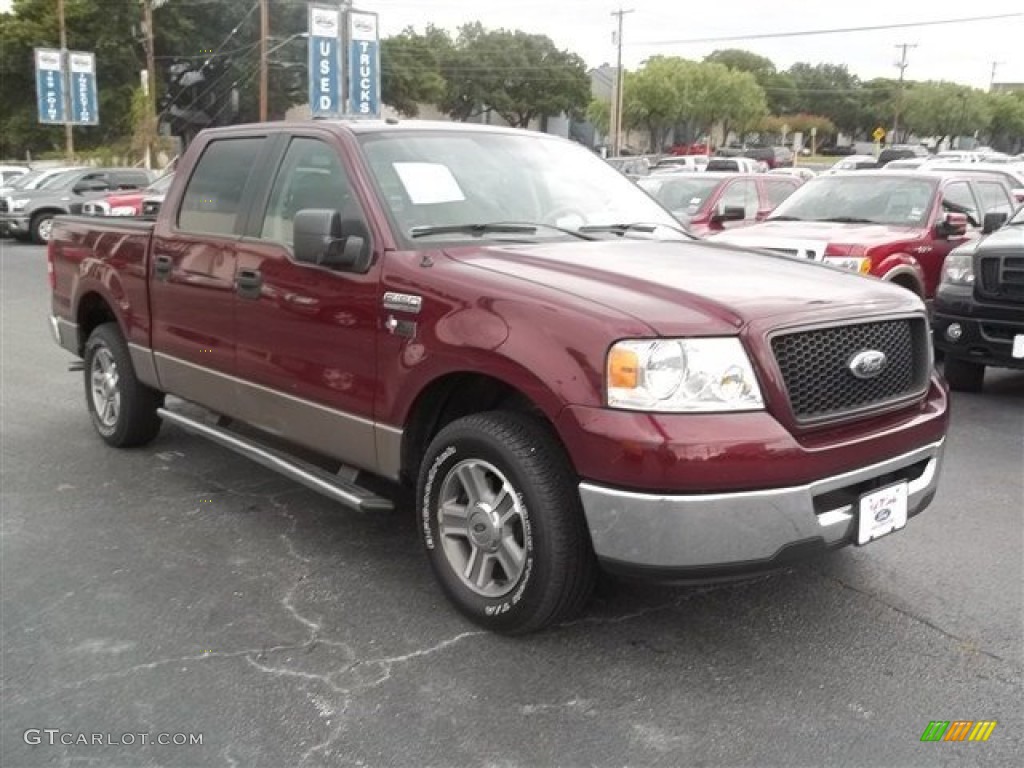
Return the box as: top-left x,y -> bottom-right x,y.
942,357 -> 985,393
417,411 -> 596,634
84,323 -> 163,447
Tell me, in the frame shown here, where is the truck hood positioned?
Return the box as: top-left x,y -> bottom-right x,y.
711,220 -> 927,258
446,238 -> 920,336
976,223 -> 1024,252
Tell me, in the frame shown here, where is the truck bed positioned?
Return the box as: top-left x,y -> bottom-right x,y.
50,214 -> 157,356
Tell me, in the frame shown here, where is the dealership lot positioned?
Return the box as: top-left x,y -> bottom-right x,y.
2,240 -> 1021,767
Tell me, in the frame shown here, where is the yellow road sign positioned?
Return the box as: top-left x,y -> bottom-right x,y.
873,126 -> 886,142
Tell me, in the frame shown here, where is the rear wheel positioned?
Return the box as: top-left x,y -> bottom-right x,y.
943,357 -> 985,392
84,323 -> 163,447
417,411 -> 596,634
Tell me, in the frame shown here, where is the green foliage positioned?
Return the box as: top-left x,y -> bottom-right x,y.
902,81 -> 992,141
706,49 -> 795,115
439,25 -> 590,127
622,56 -> 767,150
381,26 -> 452,117
987,91 -> 1024,152
587,99 -> 611,136
787,62 -> 862,133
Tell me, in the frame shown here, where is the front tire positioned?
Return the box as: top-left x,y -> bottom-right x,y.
84,323 -> 163,447
943,356 -> 985,392
31,212 -> 55,245
417,412 -> 596,634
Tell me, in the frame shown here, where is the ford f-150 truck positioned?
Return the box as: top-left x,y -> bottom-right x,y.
932,205 -> 1024,390
49,121 -> 949,633
711,171 -> 1015,301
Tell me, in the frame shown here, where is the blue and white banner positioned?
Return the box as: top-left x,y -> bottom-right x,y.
347,10 -> 380,117
68,51 -> 99,125
308,4 -> 342,117
34,48 -> 67,125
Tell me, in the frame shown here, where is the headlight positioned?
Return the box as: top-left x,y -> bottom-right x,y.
110,206 -> 137,216
825,256 -> 871,274
941,251 -> 974,286
11,198 -> 30,211
607,337 -> 764,412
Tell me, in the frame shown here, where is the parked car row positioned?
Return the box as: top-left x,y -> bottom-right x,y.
1,167 -> 155,243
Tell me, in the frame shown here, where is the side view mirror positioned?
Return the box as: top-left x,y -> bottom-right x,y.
982,211 -> 1008,235
293,209 -> 372,272
712,204 -> 746,223
936,211 -> 968,238
1011,188 -> 1024,205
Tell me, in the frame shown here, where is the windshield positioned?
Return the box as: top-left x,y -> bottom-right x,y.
36,169 -> 82,190
769,175 -> 937,226
8,170 -> 43,190
637,176 -> 720,220
358,131 -> 680,243
147,173 -> 174,194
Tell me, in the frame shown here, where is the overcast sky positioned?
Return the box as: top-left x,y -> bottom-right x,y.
3,0 -> 1021,89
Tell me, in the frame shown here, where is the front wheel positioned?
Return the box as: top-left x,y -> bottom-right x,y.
31,212 -> 55,244
417,411 -> 596,634
84,323 -> 164,447
942,356 -> 985,392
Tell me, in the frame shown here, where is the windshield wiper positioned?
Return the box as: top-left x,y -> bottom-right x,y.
409,221 -> 596,241
578,222 -> 695,239
812,216 -> 879,224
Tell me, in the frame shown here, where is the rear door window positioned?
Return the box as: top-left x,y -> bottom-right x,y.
178,137 -> 264,236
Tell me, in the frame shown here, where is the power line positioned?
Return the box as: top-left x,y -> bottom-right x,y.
632,13 -> 1023,46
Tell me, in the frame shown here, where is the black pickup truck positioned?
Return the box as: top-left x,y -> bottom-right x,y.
932,206 -> 1024,390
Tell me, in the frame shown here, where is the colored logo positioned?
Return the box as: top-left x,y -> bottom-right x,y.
920,720 -> 997,742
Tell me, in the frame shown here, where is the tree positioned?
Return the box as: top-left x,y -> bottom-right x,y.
440,25 -> 590,128
621,56 -> 691,151
987,91 -> 1024,153
857,78 -> 898,139
902,81 -> 992,146
381,26 -> 451,117
705,48 -> 795,115
787,62 -> 862,134
586,98 -> 611,137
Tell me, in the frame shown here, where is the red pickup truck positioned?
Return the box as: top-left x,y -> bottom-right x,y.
711,171 -> 1016,301
49,121 -> 949,633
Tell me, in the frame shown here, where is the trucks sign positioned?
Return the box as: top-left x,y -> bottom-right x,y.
308,4 -> 342,117
347,10 -> 380,117
34,48 -> 67,125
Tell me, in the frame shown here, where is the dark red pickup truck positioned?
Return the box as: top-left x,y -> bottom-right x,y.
712,171 -> 1016,301
49,120 -> 949,633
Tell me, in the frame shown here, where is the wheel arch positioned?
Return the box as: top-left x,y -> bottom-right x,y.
75,291 -> 120,355
399,370 -> 565,487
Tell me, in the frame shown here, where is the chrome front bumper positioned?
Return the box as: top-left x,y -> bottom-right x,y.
579,438 -> 945,573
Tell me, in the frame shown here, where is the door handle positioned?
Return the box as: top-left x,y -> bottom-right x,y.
153,253 -> 172,279
235,268 -> 262,299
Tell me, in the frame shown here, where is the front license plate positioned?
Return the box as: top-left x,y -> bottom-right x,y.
1012,334 -> 1024,359
857,482 -> 908,545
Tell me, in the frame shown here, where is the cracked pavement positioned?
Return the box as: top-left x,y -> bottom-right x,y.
2,240 -> 1022,767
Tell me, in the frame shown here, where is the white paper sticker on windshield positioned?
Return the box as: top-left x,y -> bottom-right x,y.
393,162 -> 465,205
690,197 -> 702,205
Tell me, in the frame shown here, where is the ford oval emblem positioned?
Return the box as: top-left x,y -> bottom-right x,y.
874,507 -> 892,524
849,349 -> 888,379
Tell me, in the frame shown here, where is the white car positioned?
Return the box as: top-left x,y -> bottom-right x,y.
651,156 -> 709,173
0,165 -> 30,185
921,162 -> 1024,205
825,155 -> 877,173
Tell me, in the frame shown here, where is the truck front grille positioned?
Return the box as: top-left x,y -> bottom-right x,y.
771,318 -> 930,424
978,254 -> 1024,304
0,199 -> 8,213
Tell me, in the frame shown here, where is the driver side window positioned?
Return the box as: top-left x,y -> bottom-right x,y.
941,182 -> 980,227
261,137 -> 363,247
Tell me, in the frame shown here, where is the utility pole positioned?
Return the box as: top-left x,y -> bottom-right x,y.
610,7 -> 634,157
892,43 -> 916,145
990,61 -> 1002,92
57,0 -> 73,159
259,0 -> 269,121
141,0 -> 158,168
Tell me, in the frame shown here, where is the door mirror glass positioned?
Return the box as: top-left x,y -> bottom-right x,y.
936,211 -> 968,237
293,209 -> 371,272
982,211 -> 1008,235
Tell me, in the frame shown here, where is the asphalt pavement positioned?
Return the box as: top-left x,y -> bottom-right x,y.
2,239 -> 1022,768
